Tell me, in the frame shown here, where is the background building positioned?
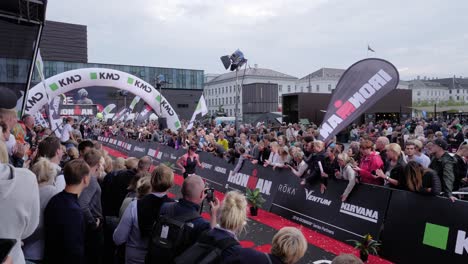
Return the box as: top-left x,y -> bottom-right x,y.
407,76 -> 468,106
295,68 -> 345,94
242,83 -> 279,124
204,65 -> 297,118
0,20 -> 203,120
283,89 -> 413,126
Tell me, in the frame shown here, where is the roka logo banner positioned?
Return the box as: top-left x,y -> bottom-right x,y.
319,58 -> 399,142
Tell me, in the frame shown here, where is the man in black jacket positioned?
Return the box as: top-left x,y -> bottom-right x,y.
44,159 -> 90,264
303,141 -> 327,191
102,156 -> 152,217
146,175 -> 220,263
447,126 -> 464,151
428,139 -> 458,202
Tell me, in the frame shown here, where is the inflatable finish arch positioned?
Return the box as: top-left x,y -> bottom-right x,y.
25,68 -> 182,131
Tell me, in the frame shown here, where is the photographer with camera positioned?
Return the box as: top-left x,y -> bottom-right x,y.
145,175 -> 219,263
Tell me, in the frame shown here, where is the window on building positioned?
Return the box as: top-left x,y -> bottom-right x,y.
457,96 -> 460,100
287,85 -> 291,92
229,109 -> 232,116
279,85 -> 282,92
328,84 -> 332,91
6,64 -> 19,79
230,97 -> 232,104
222,98 -> 224,105
457,89 -> 460,93
316,85 -> 319,92
215,98 -> 218,105
449,90 -> 452,94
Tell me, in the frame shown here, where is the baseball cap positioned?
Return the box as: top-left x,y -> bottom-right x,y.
0,87 -> 18,109
432,138 -> 448,150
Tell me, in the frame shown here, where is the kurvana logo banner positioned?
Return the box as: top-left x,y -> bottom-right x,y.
319,58 -> 399,142
23,68 -> 182,131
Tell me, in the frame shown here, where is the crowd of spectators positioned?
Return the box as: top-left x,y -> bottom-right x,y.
0,88 -> 313,264
1,85 -> 467,263
90,116 -> 467,202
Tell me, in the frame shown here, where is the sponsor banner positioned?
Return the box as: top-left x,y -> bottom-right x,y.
129,141 -> 148,158
270,175 -> 391,242
225,161 -> 281,210
59,104 -> 97,116
24,68 -> 182,131
197,152 -> 233,193
382,190 -> 468,264
319,58 -> 399,142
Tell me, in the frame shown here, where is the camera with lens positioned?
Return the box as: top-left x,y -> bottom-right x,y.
204,188 -> 215,203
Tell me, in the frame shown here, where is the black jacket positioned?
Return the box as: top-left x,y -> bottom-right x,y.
101,169 -> 137,217
429,152 -> 456,197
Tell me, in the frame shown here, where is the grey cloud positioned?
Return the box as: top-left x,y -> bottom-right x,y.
47,0 -> 468,80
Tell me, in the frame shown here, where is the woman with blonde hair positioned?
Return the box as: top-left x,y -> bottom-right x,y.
112,157 -> 126,171
224,226 -> 308,264
375,143 -> 406,189
336,153 -> 357,202
66,147 -> 79,161
264,142 -> 285,169
177,191 -> 247,262
23,158 -> 60,263
270,227 -> 308,264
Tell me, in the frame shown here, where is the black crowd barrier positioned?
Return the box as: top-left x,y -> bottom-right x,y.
98,136 -> 468,264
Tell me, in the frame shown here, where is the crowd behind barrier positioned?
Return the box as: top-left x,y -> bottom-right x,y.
1,84 -> 468,264
98,135 -> 468,264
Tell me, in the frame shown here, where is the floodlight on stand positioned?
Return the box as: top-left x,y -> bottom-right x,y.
220,49 -> 248,71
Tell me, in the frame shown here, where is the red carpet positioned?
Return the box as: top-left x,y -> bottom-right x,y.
103,146 -> 392,264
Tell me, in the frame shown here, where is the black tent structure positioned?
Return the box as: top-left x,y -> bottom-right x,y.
252,112 -> 282,125
0,0 -> 47,113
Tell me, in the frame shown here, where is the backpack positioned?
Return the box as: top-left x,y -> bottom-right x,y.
174,232 -> 239,264
145,202 -> 201,264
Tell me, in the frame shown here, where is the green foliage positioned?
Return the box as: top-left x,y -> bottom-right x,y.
347,234 -> 381,256
245,188 -> 266,209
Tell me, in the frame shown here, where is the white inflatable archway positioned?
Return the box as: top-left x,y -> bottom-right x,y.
24,68 -> 182,131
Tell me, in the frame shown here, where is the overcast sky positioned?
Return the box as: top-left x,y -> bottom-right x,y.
47,0 -> 468,80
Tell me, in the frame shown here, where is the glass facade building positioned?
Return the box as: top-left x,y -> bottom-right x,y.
0,58 -> 204,90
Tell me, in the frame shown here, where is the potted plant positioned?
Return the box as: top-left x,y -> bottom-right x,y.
347,234 -> 381,262
245,188 -> 266,216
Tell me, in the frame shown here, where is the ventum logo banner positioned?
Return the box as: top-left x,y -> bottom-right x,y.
271,173 -> 391,242
319,58 -> 399,142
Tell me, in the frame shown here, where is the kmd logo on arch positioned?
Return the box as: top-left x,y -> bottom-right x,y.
423,222 -> 468,255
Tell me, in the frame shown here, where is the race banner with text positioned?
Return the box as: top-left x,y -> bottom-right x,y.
319,58 -> 399,142
225,161 -> 283,210
270,175 -> 391,242
382,190 -> 468,264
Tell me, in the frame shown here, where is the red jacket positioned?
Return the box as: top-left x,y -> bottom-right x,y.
359,152 -> 384,185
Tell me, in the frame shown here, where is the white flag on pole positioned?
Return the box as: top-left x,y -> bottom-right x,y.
35,49 -> 52,129
187,95 -> 208,130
